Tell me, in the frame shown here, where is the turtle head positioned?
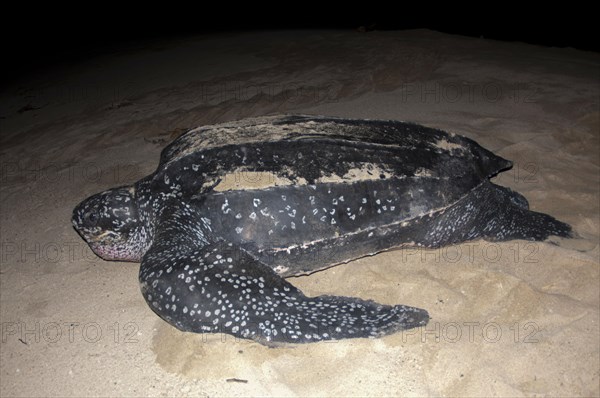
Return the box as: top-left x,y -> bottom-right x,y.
72,186 -> 151,262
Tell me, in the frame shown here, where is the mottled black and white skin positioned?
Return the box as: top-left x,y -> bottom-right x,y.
72,115 -> 572,345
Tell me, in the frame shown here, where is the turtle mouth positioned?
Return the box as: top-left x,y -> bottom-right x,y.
71,221 -> 115,245
92,230 -> 120,241
73,228 -> 135,262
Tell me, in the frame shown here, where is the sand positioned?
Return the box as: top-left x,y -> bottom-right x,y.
1,30 -> 598,397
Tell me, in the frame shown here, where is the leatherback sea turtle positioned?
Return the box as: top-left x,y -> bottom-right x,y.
72,115 -> 571,345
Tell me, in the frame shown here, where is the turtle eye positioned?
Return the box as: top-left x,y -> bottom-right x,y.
86,210 -> 99,225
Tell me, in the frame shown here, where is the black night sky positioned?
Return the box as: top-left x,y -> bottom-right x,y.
3,10 -> 598,87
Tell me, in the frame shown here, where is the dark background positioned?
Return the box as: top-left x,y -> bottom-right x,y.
3,10 -> 598,87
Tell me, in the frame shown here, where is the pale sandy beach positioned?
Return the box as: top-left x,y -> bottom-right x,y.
1,30 -> 598,397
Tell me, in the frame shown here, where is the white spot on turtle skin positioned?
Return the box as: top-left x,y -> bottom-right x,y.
253,198 -> 261,207
235,227 -> 243,234
235,213 -> 242,219
249,212 -> 257,220
281,195 -> 287,201
192,164 -> 199,171
201,217 -> 212,230
221,200 -> 231,214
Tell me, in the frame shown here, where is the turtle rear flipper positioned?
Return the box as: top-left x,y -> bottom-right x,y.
140,237 -> 428,345
420,181 -> 572,246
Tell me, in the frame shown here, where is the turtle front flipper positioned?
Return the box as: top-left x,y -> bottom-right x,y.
139,239 -> 428,345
